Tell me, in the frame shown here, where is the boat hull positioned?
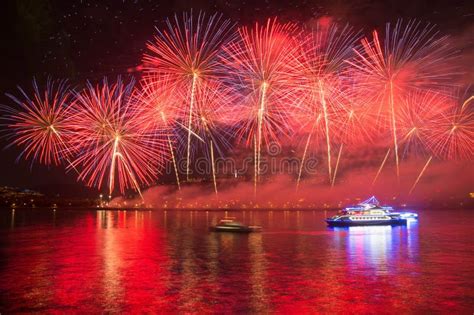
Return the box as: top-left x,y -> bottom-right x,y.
326,218 -> 407,227
209,226 -> 261,233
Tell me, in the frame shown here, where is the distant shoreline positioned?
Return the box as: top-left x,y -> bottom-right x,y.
2,206 -> 339,211
2,206 -> 473,211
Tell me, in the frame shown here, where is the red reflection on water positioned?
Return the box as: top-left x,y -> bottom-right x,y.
1,210 -> 473,313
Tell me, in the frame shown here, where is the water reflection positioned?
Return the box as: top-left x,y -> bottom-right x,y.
10,209 -> 15,229
101,212 -> 124,312
345,225 -> 398,274
0,209 -> 472,313
248,233 -> 269,313
332,223 -> 419,274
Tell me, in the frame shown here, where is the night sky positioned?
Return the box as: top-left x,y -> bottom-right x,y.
0,0 -> 472,195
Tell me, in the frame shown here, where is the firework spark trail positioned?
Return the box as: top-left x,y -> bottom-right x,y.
331,143 -> 343,187
254,135 -> 257,196
409,155 -> 432,194
329,126 -> 344,187
186,72 -> 198,181
296,119 -> 317,191
330,97 -> 377,186
318,80 -> 333,181
256,81 -> 268,182
108,135 -> 119,195
200,118 -> 219,195
108,135 -> 143,198
117,152 -> 144,200
296,133 -> 312,192
46,124 -> 80,174
175,121 -> 205,142
186,81 -> 235,192
167,134 -> 181,190
210,140 -> 217,194
461,95 -> 473,112
389,80 -> 400,179
161,112 -> 181,190
106,143 -> 145,200
372,148 -> 391,186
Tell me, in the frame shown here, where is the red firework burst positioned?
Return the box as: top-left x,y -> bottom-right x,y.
221,17 -> 303,186
143,12 -> 236,180
397,91 -> 451,158
190,80 -> 236,158
348,20 -> 460,177
408,90 -> 472,194
69,77 -> 169,196
292,20 -> 361,185
1,78 -> 73,166
142,11 -> 236,86
222,18 -> 302,144
135,75 -> 181,132
426,93 -> 474,160
133,75 -> 184,189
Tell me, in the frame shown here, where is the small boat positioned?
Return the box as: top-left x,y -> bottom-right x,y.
390,211 -> 419,219
326,196 -> 415,227
209,218 -> 262,233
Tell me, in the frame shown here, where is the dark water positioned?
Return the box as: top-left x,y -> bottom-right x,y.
0,209 -> 473,313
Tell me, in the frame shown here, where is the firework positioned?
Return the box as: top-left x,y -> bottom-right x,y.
348,20 -> 459,179
371,148 -> 391,187
69,77 -> 169,197
408,155 -> 432,195
136,75 -> 182,130
409,90 -> 473,193
1,78 -> 74,167
1,14 -> 468,201
295,116 -> 320,191
331,95 -> 376,186
397,92 -> 446,194
374,91 -> 450,189
397,91 -> 450,158
222,18 -> 302,188
397,91 -> 448,194
136,75 -> 182,189
143,11 -> 236,181
427,95 -> 474,161
294,21 -> 360,187
189,82 -> 234,156
187,81 -> 236,193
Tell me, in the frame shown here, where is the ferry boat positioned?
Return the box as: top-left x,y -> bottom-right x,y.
326,196 -> 417,227
209,218 -> 262,233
